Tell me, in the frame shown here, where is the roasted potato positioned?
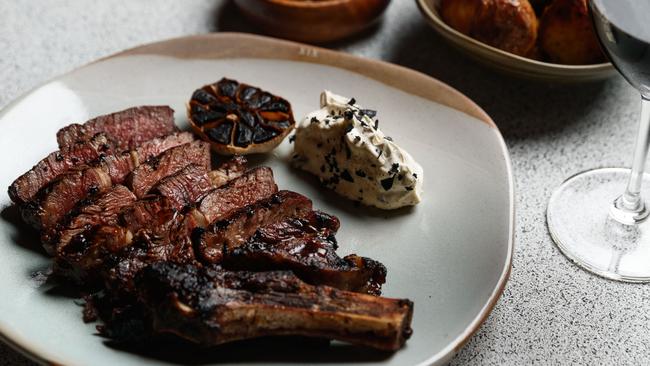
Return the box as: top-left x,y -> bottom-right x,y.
440,0 -> 538,57
538,0 -> 605,65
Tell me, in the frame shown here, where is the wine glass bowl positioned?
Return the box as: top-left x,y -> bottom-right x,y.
547,0 -> 650,282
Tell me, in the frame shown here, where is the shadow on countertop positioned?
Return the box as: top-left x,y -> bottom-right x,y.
106,336 -> 393,364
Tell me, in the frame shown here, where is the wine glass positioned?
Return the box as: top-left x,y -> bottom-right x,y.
546,0 -> 650,282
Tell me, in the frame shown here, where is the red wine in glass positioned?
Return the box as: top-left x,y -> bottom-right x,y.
591,0 -> 650,97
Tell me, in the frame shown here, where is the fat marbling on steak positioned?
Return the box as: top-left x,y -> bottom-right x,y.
149,164 -> 212,210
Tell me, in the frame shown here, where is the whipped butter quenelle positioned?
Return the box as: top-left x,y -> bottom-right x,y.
292,91 -> 423,210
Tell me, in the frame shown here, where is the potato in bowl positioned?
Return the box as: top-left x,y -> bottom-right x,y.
416,0 -> 614,82
439,0 -> 605,65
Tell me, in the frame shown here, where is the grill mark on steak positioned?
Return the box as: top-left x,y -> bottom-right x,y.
194,190 -> 312,264
120,164 -> 261,235
8,133 -> 114,205
199,167 -> 277,223
57,106 -> 177,150
56,225 -> 135,284
135,262 -> 413,351
149,164 -> 212,211
224,211 -> 387,295
42,185 -> 137,256
22,133 -> 195,231
102,224 -> 197,295
22,167 -> 114,230
56,160 -> 268,288
129,141 -> 210,198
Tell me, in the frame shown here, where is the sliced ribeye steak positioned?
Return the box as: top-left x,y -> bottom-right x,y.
57,106 -> 177,150
194,190 -> 312,263
22,133 -> 194,231
129,140 -> 210,198
149,164 -> 212,210
42,185 -> 137,256
8,133 -> 114,205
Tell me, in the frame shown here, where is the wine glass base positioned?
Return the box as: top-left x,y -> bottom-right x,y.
547,167 -> 650,283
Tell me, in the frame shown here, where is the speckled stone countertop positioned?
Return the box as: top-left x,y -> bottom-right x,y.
1,1 -> 648,365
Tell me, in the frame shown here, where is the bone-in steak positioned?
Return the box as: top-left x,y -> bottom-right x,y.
7,103 -> 414,353
135,262 -> 413,351
57,106 -> 177,150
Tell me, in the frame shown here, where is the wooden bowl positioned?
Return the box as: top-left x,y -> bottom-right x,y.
234,0 -> 391,43
416,0 -> 615,83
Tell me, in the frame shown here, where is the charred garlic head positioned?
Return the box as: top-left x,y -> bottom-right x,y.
188,78 -> 295,155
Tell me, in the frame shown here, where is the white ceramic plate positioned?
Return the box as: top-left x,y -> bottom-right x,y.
416,0 -> 615,83
0,33 -> 513,366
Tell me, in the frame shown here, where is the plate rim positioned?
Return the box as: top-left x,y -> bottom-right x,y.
0,32 -> 514,366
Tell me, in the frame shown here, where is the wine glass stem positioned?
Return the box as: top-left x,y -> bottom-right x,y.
619,98 -> 650,213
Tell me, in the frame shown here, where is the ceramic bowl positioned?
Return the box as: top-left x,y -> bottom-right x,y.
234,0 -> 391,43
416,0 -> 616,83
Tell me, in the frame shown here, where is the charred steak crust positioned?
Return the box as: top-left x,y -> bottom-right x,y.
21,167 -> 114,230
42,185 -> 137,256
9,103 -> 414,352
129,140 -> 210,198
194,190 -> 312,263
56,159 -> 280,289
135,262 -> 413,351
57,106 -> 177,150
8,133 -> 114,205
224,211 -> 387,295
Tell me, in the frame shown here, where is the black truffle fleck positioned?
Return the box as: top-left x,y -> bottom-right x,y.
340,170 -> 354,182
381,176 -> 394,191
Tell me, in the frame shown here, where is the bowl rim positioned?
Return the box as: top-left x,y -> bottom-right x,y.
417,0 -> 613,72
260,0 -> 364,9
